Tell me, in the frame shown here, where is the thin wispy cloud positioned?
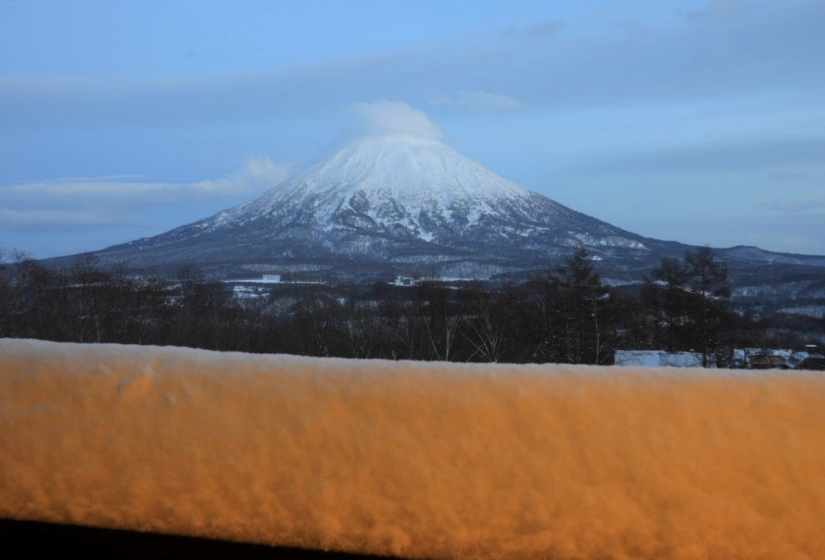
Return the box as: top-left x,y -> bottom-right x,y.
559,131 -> 825,177
1,1 -> 821,130
0,208 -> 146,232
0,157 -> 289,232
763,198 -> 825,214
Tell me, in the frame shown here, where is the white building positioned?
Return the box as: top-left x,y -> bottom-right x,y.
614,350 -> 713,368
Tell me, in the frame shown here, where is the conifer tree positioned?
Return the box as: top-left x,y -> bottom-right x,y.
684,246 -> 732,367
557,247 -> 607,364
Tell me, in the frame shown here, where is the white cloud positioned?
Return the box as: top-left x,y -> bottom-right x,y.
0,157 -> 289,205
200,156 -> 291,198
347,101 -> 444,142
0,157 -> 290,232
431,91 -> 522,112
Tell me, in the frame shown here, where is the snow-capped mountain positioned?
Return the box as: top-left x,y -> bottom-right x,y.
86,132 -> 825,287
93,134 -> 660,277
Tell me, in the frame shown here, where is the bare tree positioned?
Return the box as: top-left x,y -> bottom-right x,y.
463,293 -> 507,363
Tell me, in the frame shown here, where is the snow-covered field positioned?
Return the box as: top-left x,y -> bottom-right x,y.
2,339 -> 824,559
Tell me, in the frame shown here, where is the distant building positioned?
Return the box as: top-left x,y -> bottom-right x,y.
616,348 -> 824,370
733,348 -> 814,370
392,276 -> 418,287
614,350 -> 712,368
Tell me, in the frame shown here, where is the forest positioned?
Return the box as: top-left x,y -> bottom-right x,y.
0,247 -> 820,366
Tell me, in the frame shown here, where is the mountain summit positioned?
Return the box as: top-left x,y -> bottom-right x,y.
225,134 -> 538,240
213,134 -> 647,251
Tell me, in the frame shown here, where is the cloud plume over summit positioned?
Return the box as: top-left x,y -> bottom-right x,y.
348,101 -> 445,143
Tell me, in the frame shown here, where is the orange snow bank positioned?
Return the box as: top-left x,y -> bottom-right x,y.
2,339 -> 825,560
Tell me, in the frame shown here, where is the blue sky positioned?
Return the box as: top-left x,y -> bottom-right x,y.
1,0 -> 823,258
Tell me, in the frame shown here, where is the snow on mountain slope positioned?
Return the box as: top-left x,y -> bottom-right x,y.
230,135 -> 534,225
210,134 -> 560,241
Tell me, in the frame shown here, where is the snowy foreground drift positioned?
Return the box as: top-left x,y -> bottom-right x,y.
2,340 -> 825,560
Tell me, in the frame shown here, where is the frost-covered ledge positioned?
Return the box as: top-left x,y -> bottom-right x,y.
1,339 -> 824,560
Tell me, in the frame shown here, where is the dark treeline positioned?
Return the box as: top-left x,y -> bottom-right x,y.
0,247 -> 812,365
